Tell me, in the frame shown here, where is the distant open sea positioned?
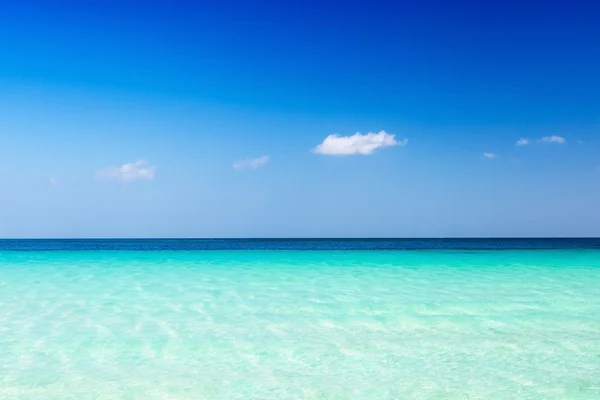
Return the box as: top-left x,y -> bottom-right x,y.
1,239 -> 599,399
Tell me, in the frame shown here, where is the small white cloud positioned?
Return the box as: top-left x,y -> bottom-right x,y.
96,160 -> 156,183
49,176 -> 58,186
233,155 -> 269,170
312,130 -> 406,155
483,152 -> 498,159
540,135 -> 566,144
516,138 -> 529,146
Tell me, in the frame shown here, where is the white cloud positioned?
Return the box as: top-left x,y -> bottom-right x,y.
49,176 -> 58,186
540,135 -> 566,144
233,155 -> 269,170
516,138 -> 529,146
313,130 -> 406,155
483,152 -> 498,159
96,160 -> 156,183
516,136 -> 567,146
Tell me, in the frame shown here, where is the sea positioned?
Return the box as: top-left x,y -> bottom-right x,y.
0,239 -> 599,399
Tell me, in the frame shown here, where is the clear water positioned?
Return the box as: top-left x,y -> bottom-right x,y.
1,240 -> 599,399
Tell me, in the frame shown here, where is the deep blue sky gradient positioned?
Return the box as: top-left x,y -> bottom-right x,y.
1,0 -> 599,237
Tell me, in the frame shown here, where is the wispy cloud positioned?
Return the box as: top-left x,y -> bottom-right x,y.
313,130 -> 406,155
540,135 -> 566,144
96,160 -> 156,183
516,138 -> 530,146
516,136 -> 566,146
233,155 -> 270,170
483,152 -> 498,159
49,176 -> 58,186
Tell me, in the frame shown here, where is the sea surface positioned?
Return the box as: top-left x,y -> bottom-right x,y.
0,239 -> 599,399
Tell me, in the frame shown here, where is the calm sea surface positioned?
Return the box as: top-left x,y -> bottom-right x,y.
1,239 -> 599,399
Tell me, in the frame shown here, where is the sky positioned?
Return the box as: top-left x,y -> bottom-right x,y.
1,0 -> 599,238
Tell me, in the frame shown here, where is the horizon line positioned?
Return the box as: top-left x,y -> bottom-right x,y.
1,237 -> 600,240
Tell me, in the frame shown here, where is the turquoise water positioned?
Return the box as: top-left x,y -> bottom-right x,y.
1,246 -> 599,399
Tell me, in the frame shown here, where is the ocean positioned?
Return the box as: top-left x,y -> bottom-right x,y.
0,239 -> 599,399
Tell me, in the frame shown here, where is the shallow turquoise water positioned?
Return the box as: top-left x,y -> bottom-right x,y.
1,249 -> 599,399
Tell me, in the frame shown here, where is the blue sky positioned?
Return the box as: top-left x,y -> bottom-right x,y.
1,0 -> 599,238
